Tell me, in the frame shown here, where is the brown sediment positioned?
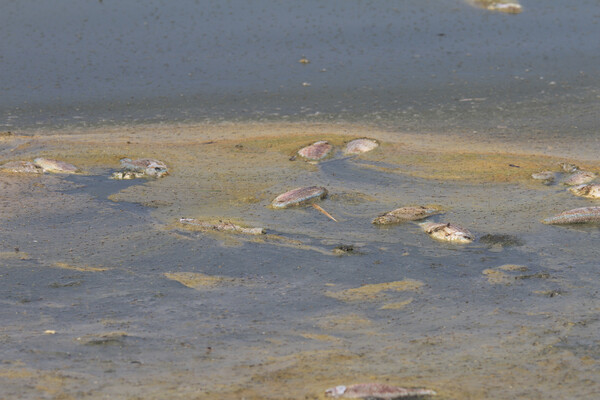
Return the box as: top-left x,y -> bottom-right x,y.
163,272 -> 246,289
325,279 -> 424,302
0,251 -> 30,260
299,333 -> 344,343
53,262 -> 110,272
379,298 -> 413,310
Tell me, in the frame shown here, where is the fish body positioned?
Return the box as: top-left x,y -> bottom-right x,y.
114,158 -> 168,179
373,206 -> 441,225
420,222 -> 474,244
179,218 -> 265,235
325,383 -> 436,399
0,161 -> 43,174
563,171 -> 596,186
569,184 -> 600,199
297,141 -> 332,161
33,158 -> 79,173
543,206 -> 600,225
559,162 -> 579,173
468,0 -> 522,13
344,138 -> 379,155
272,186 -> 328,208
531,171 -> 555,182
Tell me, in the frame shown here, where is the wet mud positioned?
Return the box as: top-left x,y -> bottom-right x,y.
1,122 -> 599,399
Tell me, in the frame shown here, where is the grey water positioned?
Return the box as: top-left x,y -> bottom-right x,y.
2,1 -> 600,398
1,0 -> 599,136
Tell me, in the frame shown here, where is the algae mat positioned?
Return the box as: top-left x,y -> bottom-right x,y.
1,122 -> 599,399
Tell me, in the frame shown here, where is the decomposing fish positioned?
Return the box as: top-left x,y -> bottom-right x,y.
178,218 -> 265,235
569,184 -> 600,199
344,138 -> 379,155
563,171 -> 596,186
272,186 -> 328,209
111,158 -> 168,179
531,171 -> 555,182
33,158 -> 79,173
542,206 -> 600,225
297,140 -> 333,161
420,222 -> 475,244
325,383 -> 436,399
373,206 -> 441,225
0,161 -> 43,174
272,186 -> 337,221
467,0 -> 522,13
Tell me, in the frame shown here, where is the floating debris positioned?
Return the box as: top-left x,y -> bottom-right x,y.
325,383 -> 436,398
531,171 -> 555,182
111,158 -> 168,179
33,158 -> 79,173
559,162 -> 579,173
569,184 -> 600,199
420,222 -> 475,244
373,206 -> 441,225
542,206 -> 600,225
332,244 -> 359,256
178,218 -> 265,235
0,161 -> 43,174
468,0 -> 522,14
313,203 -> 338,222
344,138 -> 379,155
298,57 -> 310,64
272,186 -> 328,209
297,140 -> 333,161
563,171 -> 596,186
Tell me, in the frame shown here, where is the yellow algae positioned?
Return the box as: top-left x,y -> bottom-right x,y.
380,298 -> 414,310
498,264 -> 528,272
299,333 -> 344,343
482,268 -> 512,285
314,313 -> 373,331
53,262 -> 109,272
164,272 -> 245,289
0,251 -> 30,260
325,279 -> 424,302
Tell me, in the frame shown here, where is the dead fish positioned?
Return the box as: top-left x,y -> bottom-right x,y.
559,162 -> 579,173
468,0 -> 522,13
563,171 -> 596,186
420,222 -> 475,244
325,383 -> 436,399
112,158 -> 168,179
110,171 -> 146,180
542,206 -> 600,225
344,138 -> 379,155
179,218 -> 265,235
531,171 -> 555,182
272,186 -> 328,209
33,158 -> 80,174
297,141 -> 333,161
373,206 -> 441,225
569,184 -> 600,199
0,161 -> 43,174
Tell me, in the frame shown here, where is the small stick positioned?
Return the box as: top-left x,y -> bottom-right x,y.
312,204 -> 338,222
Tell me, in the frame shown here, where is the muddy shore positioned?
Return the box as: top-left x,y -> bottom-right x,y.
1,122 -> 599,399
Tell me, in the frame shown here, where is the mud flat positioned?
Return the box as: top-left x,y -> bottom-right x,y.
1,121 -> 599,399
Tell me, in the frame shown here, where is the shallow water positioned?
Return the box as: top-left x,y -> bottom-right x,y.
1,1 -> 600,399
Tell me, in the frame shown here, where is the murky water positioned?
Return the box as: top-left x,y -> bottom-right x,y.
1,1 -> 600,399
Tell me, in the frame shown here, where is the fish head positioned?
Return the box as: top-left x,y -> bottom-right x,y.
325,385 -> 347,397
145,162 -> 169,178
